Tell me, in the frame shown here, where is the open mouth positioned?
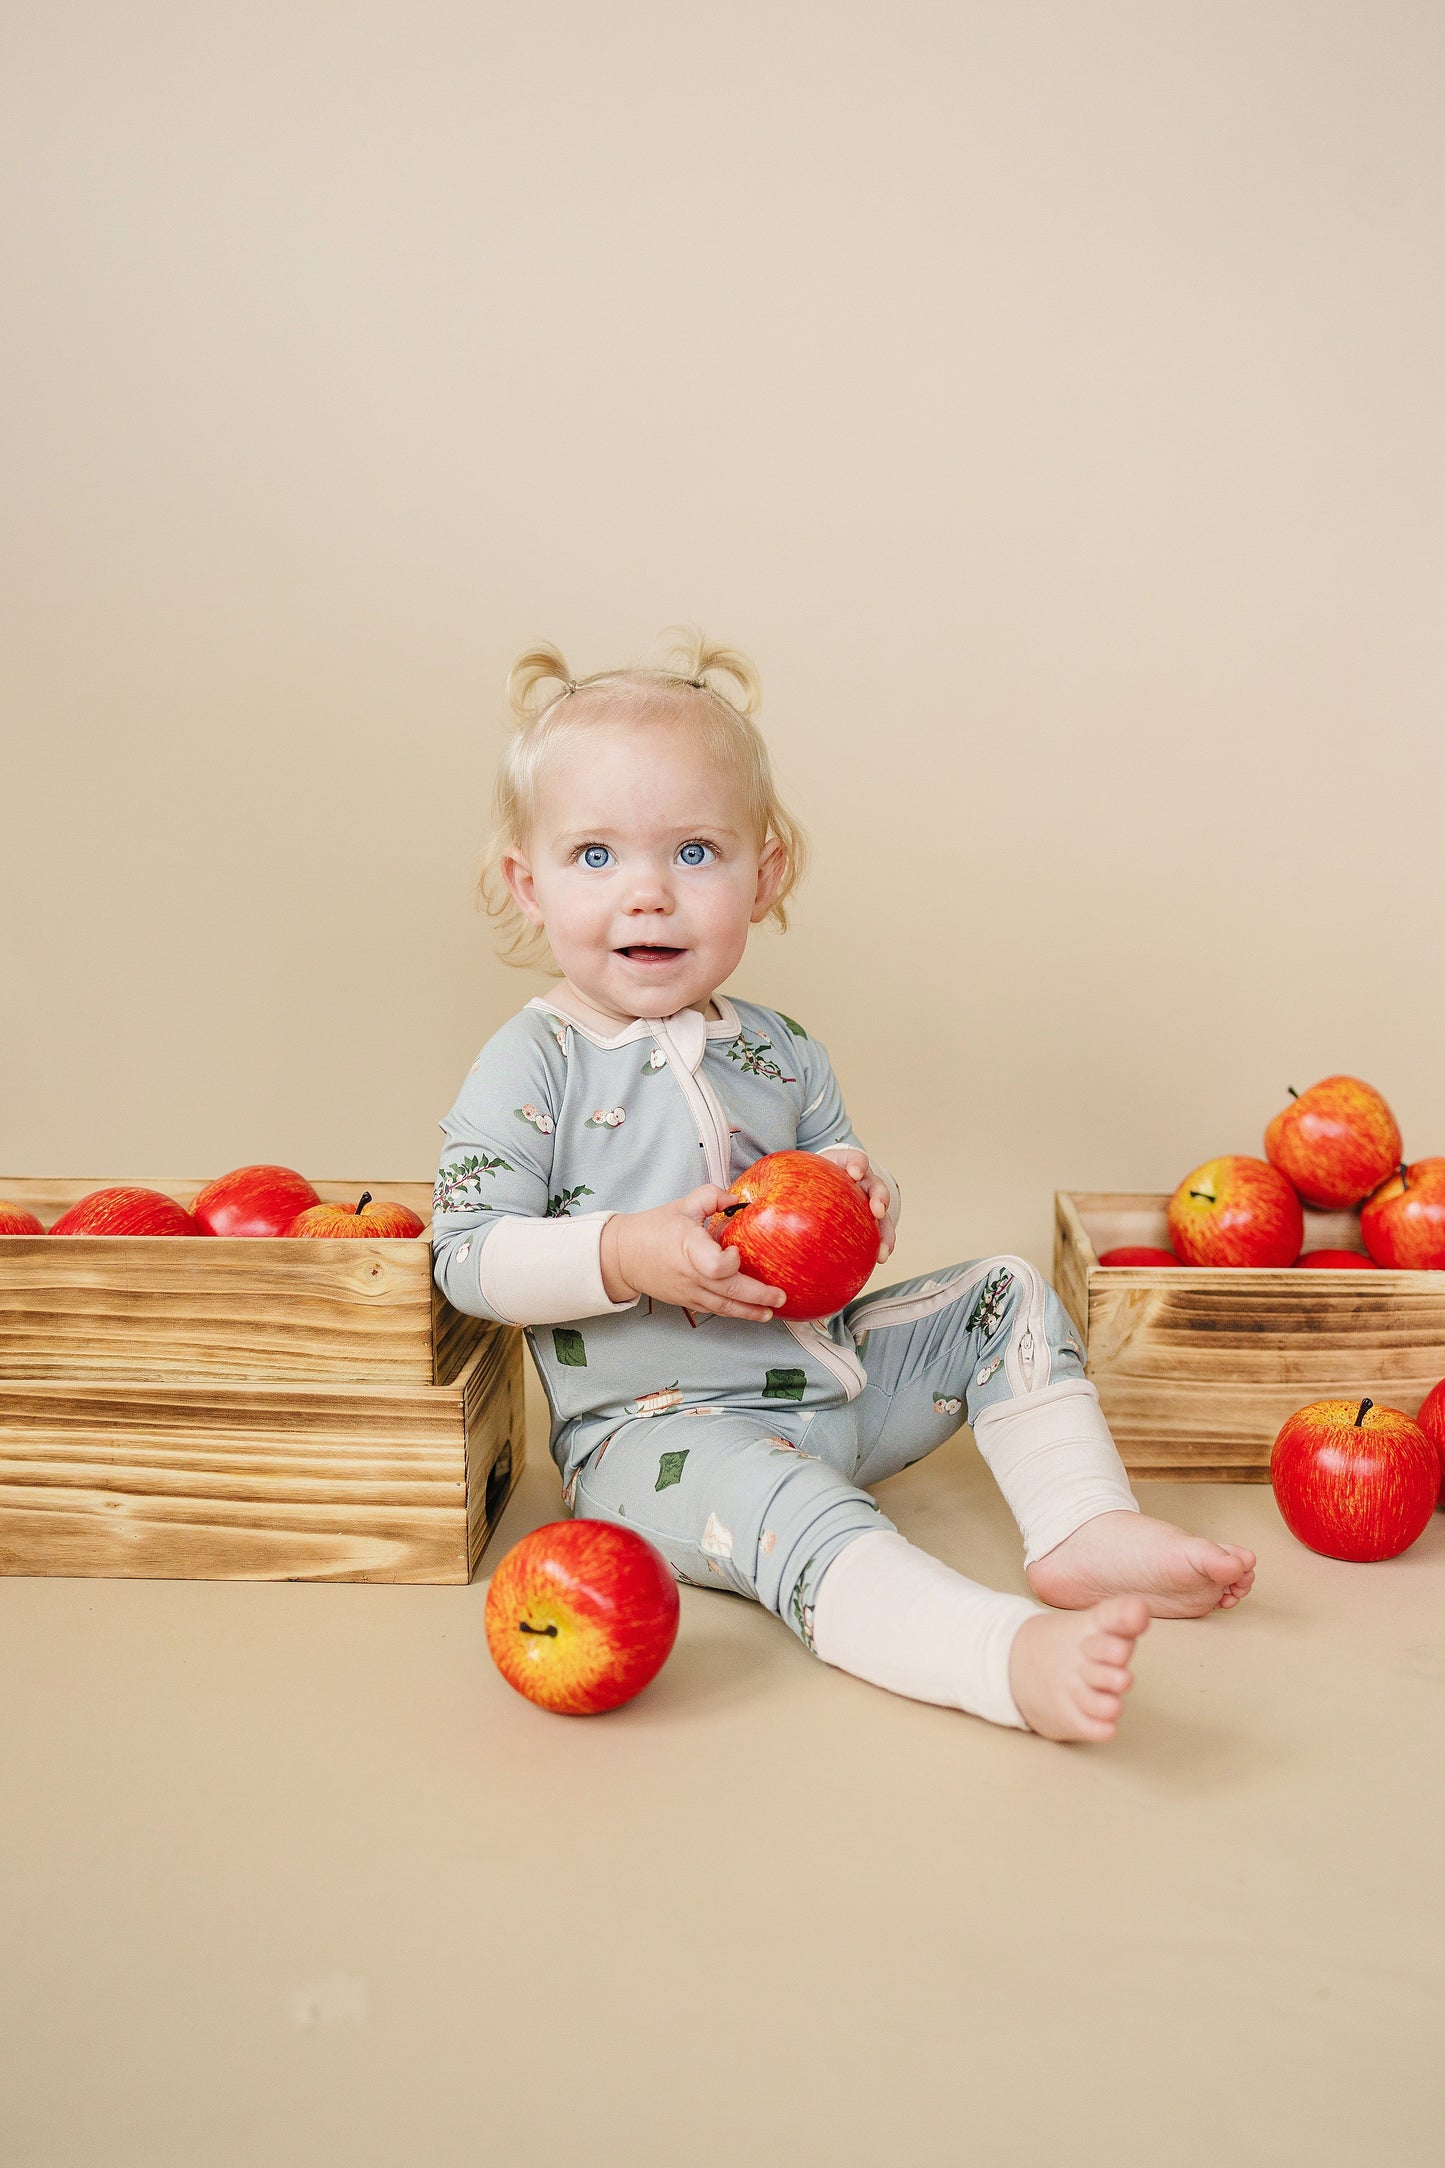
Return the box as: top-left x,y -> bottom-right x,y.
616,945 -> 684,964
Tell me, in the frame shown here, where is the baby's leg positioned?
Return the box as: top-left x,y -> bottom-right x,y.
841,1259 -> 1255,1618
568,1407 -> 1146,1738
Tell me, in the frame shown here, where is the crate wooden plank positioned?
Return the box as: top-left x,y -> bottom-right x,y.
464,1328 -> 525,1577
0,1175 -> 487,1386
0,1326 -> 521,1583
1053,1190 -> 1445,1480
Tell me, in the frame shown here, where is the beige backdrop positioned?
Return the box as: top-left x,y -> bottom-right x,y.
5,3 -> 1444,1279
6,12 -> 1445,2166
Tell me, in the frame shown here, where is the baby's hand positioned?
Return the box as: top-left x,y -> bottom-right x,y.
600,1186 -> 788,1322
825,1149 -> 896,1264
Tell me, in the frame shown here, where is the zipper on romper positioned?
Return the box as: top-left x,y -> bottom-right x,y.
657,1022 -> 867,1402
1014,1264 -> 1049,1391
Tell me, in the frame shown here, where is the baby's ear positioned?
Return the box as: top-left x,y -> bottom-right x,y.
750,836 -> 788,919
500,847 -> 545,925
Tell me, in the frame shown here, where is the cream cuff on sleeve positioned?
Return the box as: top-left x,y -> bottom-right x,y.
818,1143 -> 902,1227
475,1210 -> 643,1327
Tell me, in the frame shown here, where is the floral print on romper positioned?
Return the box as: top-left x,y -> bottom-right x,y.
724,1031 -> 796,1082
966,1267 -> 1015,1343
433,1152 -> 514,1215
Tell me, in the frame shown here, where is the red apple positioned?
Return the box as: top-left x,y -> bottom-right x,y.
285,1190 -> 426,1238
0,1201 -> 46,1235
1295,1250 -> 1379,1269
485,1519 -> 680,1715
704,1149 -> 879,1320
1264,1076 -> 1402,1208
1166,1156 -> 1304,1267
1417,1379 -> 1445,1500
1360,1160 -> 1445,1270
48,1187 -> 200,1236
191,1163 -> 321,1237
1097,1245 -> 1182,1267
1270,1396 -> 1439,1561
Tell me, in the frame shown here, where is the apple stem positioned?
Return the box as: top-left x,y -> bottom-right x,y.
1399,1162 -> 1409,1190
1188,1191 -> 1212,1203
1288,1086 -> 1299,1099
356,1191 -> 373,1215
517,1620 -> 558,1637
1355,1398 -> 1373,1427
720,1201 -> 749,1218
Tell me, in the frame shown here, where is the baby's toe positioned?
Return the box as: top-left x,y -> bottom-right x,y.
1189,1537 -> 1248,1587
1085,1659 -> 1133,1693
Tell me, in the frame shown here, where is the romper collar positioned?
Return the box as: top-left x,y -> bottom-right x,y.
525,991 -> 741,1075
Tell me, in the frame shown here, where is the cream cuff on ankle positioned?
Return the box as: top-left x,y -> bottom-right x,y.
971,1378 -> 1139,1568
810,1530 -> 1041,1730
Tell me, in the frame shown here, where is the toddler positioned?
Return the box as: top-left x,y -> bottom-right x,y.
433,635 -> 1255,1741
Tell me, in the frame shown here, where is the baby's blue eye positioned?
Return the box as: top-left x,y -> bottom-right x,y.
580,845 -> 613,870
677,841 -> 715,867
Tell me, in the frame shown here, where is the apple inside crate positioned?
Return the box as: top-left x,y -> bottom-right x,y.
0,1177 -> 524,1582
1054,1192 -> 1445,1481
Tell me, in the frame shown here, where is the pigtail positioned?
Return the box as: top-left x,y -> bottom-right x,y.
506,642 -> 576,722
659,624 -> 762,719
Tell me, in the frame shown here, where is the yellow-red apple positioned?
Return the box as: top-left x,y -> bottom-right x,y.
485,1520 -> 680,1715
1166,1155 -> 1303,1267
1264,1076 -> 1401,1208
285,1190 -> 426,1238
1361,1160 -> 1445,1270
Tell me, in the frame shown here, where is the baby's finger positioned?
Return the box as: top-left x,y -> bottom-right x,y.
689,1231 -> 741,1279
681,1184 -> 734,1222
686,1285 -> 778,1322
723,1270 -> 787,1308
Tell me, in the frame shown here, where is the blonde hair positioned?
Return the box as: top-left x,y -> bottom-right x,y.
477,628 -> 809,974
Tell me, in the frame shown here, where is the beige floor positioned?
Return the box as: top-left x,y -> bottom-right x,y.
3,1375 -> 1443,2168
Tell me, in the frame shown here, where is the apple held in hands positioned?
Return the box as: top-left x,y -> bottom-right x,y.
485,1520 -> 680,1715
1360,1160 -> 1445,1270
1270,1397 -> 1439,1562
704,1149 -> 879,1321
1166,1156 -> 1304,1267
1264,1076 -> 1401,1209
48,1187 -> 201,1236
285,1190 -> 426,1238
191,1164 -> 321,1237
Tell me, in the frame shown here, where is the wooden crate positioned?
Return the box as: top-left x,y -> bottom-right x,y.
0,1177 -> 525,1581
1054,1191 -> 1445,1481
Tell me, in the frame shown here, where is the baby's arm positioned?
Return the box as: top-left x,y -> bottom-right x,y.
433,1019 -> 783,1328
433,1021 -> 642,1327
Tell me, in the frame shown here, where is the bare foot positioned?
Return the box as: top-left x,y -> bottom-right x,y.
1026,1511 -> 1256,1619
1009,1595 -> 1150,1742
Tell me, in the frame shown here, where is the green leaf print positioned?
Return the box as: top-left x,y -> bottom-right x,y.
433,1152 -> 515,1215
553,1328 -> 587,1367
776,1013 -> 808,1040
725,1030 -> 795,1082
763,1367 -> 807,1401
545,1184 -> 595,1218
655,1450 -> 689,1492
